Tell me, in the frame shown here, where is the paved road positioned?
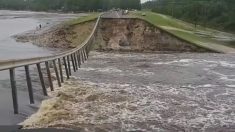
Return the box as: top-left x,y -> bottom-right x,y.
102,11 -> 130,18
6,11 -> 235,131
21,12 -> 235,131
102,11 -> 122,18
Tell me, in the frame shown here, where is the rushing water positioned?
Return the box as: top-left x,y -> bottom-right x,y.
65,51 -> 235,131
0,10 -> 84,125
22,51 -> 235,131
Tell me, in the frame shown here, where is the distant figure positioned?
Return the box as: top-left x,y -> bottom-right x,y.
39,24 -> 42,29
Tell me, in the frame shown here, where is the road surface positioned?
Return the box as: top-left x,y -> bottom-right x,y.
102,11 -> 130,18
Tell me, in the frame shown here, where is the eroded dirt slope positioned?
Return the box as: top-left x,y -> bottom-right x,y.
96,18 -> 210,52
16,21 -> 95,49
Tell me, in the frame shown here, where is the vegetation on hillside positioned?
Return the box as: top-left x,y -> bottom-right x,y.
0,0 -> 141,11
132,11 -> 235,53
142,0 -> 235,32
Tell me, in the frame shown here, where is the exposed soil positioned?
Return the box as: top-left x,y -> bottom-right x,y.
15,18 -> 211,53
96,18 -> 210,52
16,15 -> 235,131
15,20 -> 96,49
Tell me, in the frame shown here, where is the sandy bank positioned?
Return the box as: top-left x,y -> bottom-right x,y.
15,20 -> 96,50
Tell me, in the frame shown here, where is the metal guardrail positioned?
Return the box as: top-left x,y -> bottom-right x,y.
0,15 -> 101,114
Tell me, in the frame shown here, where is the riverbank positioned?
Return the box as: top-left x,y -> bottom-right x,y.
14,13 -> 98,50
132,11 -> 235,53
0,10 -> 97,126
16,11 -> 235,131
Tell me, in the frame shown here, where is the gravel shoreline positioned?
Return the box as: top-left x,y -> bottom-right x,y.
13,11 -> 89,50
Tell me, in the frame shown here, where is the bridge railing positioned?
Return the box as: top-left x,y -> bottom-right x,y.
0,15 -> 101,114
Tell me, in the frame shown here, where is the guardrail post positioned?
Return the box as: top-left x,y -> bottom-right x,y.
0,16 -> 100,116
53,60 -> 61,87
82,48 -> 86,61
45,61 -> 54,91
25,65 -> 34,104
85,46 -> 89,59
84,48 -> 88,60
77,51 -> 81,68
36,63 -> 47,96
88,36 -> 94,53
67,56 -> 72,76
80,50 -> 84,63
58,58 -> 64,83
63,57 -> 70,79
83,49 -> 86,61
73,53 -> 78,70
71,54 -> 76,72
9,68 -> 18,114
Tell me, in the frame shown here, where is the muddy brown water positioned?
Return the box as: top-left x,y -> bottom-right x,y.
1,10 -> 234,131
71,51 -> 235,131
0,10 -> 85,125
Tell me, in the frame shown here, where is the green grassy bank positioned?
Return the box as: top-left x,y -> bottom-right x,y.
131,11 -> 235,53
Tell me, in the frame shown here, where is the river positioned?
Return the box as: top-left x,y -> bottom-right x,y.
70,52 -> 235,131
0,10 -> 84,125
22,51 -> 235,131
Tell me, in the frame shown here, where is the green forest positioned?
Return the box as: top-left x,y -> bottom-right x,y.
0,0 -> 141,11
0,0 -> 234,32
142,0 -> 235,32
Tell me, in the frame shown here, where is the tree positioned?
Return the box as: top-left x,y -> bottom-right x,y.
0,0 -> 141,11
142,0 -> 235,32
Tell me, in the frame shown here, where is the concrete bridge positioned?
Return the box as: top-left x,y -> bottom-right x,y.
0,12 -> 235,131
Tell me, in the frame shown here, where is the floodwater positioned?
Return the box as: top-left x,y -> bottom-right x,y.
0,11 -> 53,60
67,51 -> 235,131
0,10 -> 84,125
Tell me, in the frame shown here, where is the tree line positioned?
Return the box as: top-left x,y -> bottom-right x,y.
142,0 -> 235,32
0,0 -> 141,11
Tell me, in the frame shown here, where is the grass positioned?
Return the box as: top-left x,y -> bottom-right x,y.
67,13 -> 100,26
64,13 -> 99,48
68,21 -> 96,47
131,11 -> 235,53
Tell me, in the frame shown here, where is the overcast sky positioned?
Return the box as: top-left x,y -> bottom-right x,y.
141,0 -> 149,3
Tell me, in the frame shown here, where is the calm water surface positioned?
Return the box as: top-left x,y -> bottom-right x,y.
0,11 -> 58,60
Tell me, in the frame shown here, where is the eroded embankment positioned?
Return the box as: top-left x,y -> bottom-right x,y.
16,20 -> 96,49
18,15 -> 235,131
95,18 -> 211,52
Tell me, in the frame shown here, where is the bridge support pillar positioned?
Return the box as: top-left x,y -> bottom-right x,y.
45,61 -> 54,91
53,60 -> 61,87
36,63 -> 47,96
63,57 -> 70,79
25,65 -> 34,104
9,68 -> 18,114
58,58 -> 64,83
